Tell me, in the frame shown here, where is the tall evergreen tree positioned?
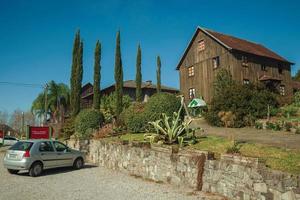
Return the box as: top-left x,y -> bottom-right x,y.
156,55 -> 161,93
70,30 -> 83,117
93,40 -> 101,110
70,30 -> 81,116
114,31 -> 123,117
135,44 -> 142,102
73,41 -> 83,116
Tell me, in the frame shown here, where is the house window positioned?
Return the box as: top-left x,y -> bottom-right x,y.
279,85 -> 285,96
212,57 -> 220,69
197,40 -> 205,52
243,79 -> 250,85
278,64 -> 283,74
188,66 -> 195,77
261,64 -> 267,71
242,56 -> 248,66
189,88 -> 196,99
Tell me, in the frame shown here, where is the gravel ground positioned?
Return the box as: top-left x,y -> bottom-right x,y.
0,152 -> 224,200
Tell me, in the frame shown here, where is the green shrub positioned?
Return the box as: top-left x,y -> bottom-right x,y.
281,105 -> 298,119
60,118 -> 75,140
75,109 -> 104,139
255,121 -> 263,129
100,93 -> 131,122
120,103 -> 148,133
294,91 -> 300,106
266,121 -> 275,130
144,93 -> 182,122
205,69 -> 278,127
284,122 -> 293,131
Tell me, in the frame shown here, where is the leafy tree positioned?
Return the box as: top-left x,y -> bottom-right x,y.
0,110 -> 9,125
205,69 -> 278,127
135,44 -> 142,102
156,56 -> 161,93
293,69 -> 300,81
70,30 -> 83,117
93,40 -> 101,110
114,31 -> 123,117
31,81 -> 70,123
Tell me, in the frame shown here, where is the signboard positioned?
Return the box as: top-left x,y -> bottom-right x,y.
28,126 -> 51,139
0,130 -> 3,139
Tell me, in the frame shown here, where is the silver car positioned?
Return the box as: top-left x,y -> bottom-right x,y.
3,139 -> 85,177
0,136 -> 19,146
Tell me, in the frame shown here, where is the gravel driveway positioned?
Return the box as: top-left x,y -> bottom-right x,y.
0,151 -> 224,200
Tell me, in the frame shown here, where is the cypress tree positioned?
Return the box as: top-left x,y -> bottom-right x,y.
156,55 -> 161,93
135,44 -> 142,102
93,40 -> 101,110
114,31 -> 123,117
74,41 -> 83,115
70,30 -> 81,116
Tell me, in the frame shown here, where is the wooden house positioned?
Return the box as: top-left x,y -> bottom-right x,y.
80,80 -> 179,109
177,27 -> 294,103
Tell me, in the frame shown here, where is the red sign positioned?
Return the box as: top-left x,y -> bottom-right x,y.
29,126 -> 50,139
0,130 -> 3,139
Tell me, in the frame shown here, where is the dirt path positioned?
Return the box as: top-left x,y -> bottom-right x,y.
192,118 -> 300,150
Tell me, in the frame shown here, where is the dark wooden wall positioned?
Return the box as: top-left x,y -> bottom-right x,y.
179,30 -> 292,103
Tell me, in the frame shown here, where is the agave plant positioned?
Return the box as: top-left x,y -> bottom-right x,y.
146,102 -> 198,146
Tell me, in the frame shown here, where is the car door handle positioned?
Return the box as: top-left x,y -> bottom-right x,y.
57,153 -> 62,155
41,153 -> 45,156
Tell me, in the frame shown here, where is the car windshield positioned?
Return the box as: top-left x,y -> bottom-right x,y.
9,141 -> 33,151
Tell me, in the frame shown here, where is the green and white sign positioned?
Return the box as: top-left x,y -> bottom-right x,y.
188,98 -> 206,108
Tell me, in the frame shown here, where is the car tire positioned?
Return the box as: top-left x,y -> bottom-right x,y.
7,169 -> 19,174
73,157 -> 84,170
29,162 -> 43,177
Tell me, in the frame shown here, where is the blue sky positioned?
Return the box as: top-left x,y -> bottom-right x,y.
0,0 -> 300,114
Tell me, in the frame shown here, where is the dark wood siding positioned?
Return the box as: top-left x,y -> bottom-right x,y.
179,30 -> 233,103
179,30 -> 293,103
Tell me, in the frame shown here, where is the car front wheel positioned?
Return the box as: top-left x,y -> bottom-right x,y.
29,162 -> 43,177
73,158 -> 84,170
7,169 -> 19,174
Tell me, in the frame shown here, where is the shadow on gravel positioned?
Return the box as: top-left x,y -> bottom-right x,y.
16,164 -> 98,177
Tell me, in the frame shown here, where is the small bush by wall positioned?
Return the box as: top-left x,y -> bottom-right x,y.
144,93 -> 182,122
120,103 -> 148,133
75,109 -> 104,139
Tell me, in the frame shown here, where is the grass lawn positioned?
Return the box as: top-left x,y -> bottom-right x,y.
190,136 -> 300,174
100,133 -> 300,174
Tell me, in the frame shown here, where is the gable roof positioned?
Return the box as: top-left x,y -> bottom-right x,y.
176,27 -> 293,70
103,80 -> 179,92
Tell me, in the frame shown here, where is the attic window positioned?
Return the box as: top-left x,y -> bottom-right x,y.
188,66 -> 195,77
242,56 -> 248,66
197,40 -> 205,52
278,64 -> 283,74
212,57 -> 220,69
261,64 -> 267,71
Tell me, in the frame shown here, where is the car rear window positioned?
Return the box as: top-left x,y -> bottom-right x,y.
9,142 -> 33,151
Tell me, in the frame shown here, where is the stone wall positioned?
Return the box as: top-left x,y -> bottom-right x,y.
66,139 -> 300,200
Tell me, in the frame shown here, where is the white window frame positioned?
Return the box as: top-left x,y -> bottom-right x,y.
189,88 -> 196,99
279,85 -> 285,96
197,40 -> 205,52
188,66 -> 195,77
243,79 -> 250,85
212,56 -> 220,69
242,56 -> 248,66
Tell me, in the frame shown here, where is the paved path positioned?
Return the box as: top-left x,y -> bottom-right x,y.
0,152 -> 224,200
192,118 -> 300,150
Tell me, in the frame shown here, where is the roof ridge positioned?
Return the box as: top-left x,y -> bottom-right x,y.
203,27 -> 262,46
